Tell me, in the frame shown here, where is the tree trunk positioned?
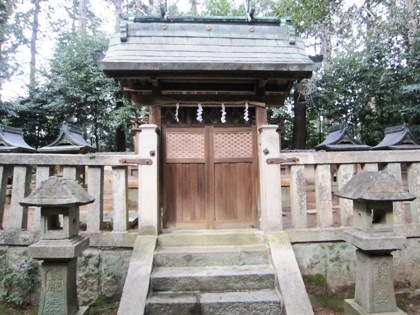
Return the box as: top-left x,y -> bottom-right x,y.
0,0 -> 16,102
112,0 -> 124,32
189,0 -> 198,12
115,100 -> 126,152
364,0 -> 372,34
406,0 -> 418,55
320,26 -> 332,68
29,0 -> 42,89
292,84 -> 307,149
78,0 -> 88,33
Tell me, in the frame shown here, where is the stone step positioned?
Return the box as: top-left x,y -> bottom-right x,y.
146,289 -> 283,315
158,229 -> 265,247
151,265 -> 275,292
154,244 -> 269,267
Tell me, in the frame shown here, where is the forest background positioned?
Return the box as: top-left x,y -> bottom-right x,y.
0,0 -> 418,151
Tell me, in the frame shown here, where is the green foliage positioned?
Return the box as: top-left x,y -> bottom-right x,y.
9,31 -> 139,151
309,294 -> 345,312
308,0 -> 420,146
277,0 -> 420,147
1,257 -> 39,308
303,274 -> 327,288
0,1 -> 31,94
202,0 -> 245,16
86,296 -> 119,314
275,0 -> 344,35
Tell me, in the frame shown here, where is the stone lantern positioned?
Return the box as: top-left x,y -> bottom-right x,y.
20,176 -> 94,315
336,171 -> 415,315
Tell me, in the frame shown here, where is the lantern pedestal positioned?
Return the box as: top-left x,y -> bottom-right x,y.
29,236 -> 90,315
35,257 -> 89,315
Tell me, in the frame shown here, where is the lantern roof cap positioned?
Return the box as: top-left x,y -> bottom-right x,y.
336,171 -> 416,202
20,176 -> 95,207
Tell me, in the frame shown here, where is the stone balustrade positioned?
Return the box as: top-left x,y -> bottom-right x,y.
0,153 -> 140,247
277,150 -> 420,242
0,149 -> 419,248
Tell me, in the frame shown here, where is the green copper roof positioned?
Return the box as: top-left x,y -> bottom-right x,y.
100,17 -> 313,74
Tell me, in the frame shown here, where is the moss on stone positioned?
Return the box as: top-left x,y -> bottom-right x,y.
303,274 -> 327,287
309,294 -> 344,312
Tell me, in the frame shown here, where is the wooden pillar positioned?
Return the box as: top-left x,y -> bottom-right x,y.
149,106 -> 161,128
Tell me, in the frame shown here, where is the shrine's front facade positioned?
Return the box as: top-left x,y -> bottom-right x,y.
100,15 -> 313,231
0,12 -> 419,315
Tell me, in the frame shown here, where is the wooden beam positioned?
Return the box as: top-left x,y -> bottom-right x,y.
127,93 -> 287,107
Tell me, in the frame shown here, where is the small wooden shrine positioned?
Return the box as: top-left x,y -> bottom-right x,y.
0,125 -> 36,153
100,12 -> 313,229
372,124 -> 420,150
315,124 -> 371,151
38,122 -> 96,154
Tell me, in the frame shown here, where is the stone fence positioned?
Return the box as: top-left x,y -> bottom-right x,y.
278,150 -> 420,243
0,153 -> 141,248
0,149 -> 419,247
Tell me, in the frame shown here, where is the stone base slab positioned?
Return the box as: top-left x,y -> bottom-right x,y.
343,230 -> 405,252
345,299 -> 407,315
29,235 -> 89,259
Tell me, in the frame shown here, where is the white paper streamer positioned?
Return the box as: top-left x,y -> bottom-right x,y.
221,103 -> 226,123
197,103 -> 203,122
244,101 -> 249,122
175,103 -> 180,122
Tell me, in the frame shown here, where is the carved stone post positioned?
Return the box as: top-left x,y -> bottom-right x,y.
20,177 -> 94,315
258,125 -> 282,231
336,171 -> 415,315
138,124 -> 160,235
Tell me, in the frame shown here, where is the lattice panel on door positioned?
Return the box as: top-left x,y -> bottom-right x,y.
214,132 -> 253,159
166,132 -> 205,159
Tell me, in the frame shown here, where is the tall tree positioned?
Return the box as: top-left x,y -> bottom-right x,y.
13,32 -> 137,151
0,0 -> 29,102
189,0 -> 198,14
109,0 -> 124,31
78,0 -> 88,33
29,0 -> 43,89
310,0 -> 420,145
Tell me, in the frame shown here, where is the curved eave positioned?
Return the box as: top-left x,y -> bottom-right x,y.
100,61 -> 314,76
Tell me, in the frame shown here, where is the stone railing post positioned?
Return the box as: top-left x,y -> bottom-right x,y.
87,166 -> 104,233
258,125 -> 282,231
0,165 -> 10,229
138,124 -> 159,235
9,165 -> 31,229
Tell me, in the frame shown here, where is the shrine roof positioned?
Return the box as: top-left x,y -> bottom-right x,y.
100,16 -> 313,75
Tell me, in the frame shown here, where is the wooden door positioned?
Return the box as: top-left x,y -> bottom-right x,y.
163,126 -> 257,228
